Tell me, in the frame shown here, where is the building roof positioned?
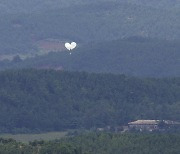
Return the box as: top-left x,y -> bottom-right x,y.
128,120 -> 180,125
128,120 -> 160,125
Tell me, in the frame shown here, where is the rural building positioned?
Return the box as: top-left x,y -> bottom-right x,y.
128,120 -> 159,131
128,120 -> 180,131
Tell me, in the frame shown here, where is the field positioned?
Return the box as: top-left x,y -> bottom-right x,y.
0,131 -> 68,143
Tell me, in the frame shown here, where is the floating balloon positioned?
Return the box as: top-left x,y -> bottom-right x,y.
70,42 -> 77,50
65,42 -> 77,51
65,43 -> 71,51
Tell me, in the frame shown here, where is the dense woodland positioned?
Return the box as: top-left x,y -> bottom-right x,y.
0,133 -> 180,154
0,69 -> 179,133
64,133 -> 180,154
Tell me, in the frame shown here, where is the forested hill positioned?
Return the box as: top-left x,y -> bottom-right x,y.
0,0 -> 180,54
8,38 -> 180,77
0,69 -> 179,133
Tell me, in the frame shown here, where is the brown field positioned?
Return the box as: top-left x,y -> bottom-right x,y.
36,39 -> 66,53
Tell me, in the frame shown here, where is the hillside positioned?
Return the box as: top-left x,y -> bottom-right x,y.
0,69 -> 179,133
4,37 -> 180,77
0,1 -> 180,55
0,0 -> 90,13
0,0 -> 180,13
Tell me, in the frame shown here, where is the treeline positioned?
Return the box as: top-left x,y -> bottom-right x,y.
64,132 -> 180,154
0,138 -> 79,154
0,69 -> 179,133
1,133 -> 180,154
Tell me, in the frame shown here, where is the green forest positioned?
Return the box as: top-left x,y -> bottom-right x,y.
0,69 -> 179,133
0,133 -> 180,154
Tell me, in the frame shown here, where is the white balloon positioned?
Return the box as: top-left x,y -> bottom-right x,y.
65,43 -> 71,51
71,42 -> 77,50
65,42 -> 77,51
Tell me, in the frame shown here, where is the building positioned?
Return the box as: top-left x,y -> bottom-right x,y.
128,120 -> 159,131
128,120 -> 180,131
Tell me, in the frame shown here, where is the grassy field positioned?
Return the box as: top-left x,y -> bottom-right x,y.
0,131 -> 68,143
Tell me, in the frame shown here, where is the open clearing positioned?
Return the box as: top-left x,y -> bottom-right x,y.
0,131 -> 68,143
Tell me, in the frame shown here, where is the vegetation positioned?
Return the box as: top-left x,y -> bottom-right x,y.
0,1 -> 180,77
1,37 -> 180,77
0,133 -> 180,154
6,37 -> 179,77
0,1 -> 179,153
0,132 -> 67,143
0,138 -> 79,154
64,132 -> 180,154
0,69 -> 179,133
